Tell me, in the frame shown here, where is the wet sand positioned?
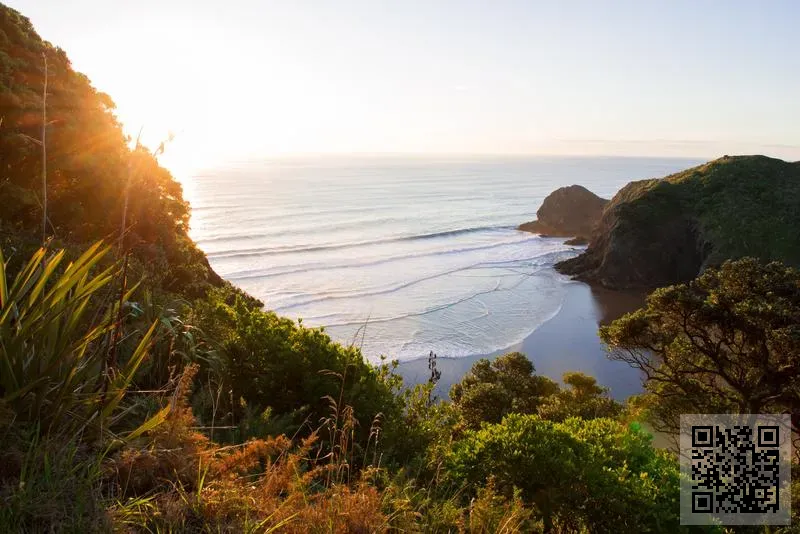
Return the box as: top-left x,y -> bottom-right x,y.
396,279 -> 647,401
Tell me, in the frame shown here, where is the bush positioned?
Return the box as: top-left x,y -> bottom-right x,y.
601,257 -> 800,434
0,243 -> 165,439
185,288 -> 402,451
446,414 -> 688,533
450,352 -> 559,429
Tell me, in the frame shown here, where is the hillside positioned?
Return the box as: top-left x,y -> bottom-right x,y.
0,5 -> 222,296
556,155 -> 800,289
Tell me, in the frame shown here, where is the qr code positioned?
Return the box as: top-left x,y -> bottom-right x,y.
680,414 -> 791,525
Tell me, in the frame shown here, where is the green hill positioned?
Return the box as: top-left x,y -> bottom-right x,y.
0,4 -> 221,296
557,155 -> 800,289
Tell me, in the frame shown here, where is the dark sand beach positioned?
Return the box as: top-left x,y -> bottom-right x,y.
396,278 -> 647,401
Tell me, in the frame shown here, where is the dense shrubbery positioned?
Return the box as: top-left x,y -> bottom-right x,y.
450,352 -> 622,429
446,414 -> 683,532
184,288 -> 401,446
450,352 -> 559,428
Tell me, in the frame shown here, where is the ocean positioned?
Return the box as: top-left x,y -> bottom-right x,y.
183,155 -> 700,379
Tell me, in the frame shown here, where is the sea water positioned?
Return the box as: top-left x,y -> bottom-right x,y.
184,155 -> 700,365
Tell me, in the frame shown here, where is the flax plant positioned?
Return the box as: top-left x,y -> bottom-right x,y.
0,242 -> 167,439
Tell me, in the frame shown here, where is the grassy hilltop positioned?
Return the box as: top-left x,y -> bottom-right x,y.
557,155 -> 800,289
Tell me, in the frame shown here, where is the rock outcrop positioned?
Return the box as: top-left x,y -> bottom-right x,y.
555,156 -> 800,289
518,185 -> 608,242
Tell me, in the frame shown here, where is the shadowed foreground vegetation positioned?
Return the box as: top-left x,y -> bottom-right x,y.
3,243 -> 798,533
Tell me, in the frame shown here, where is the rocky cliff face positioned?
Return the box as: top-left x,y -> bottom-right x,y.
518,185 -> 608,241
555,156 -> 800,289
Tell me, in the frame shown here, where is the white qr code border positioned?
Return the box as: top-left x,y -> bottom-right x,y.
680,414 -> 792,526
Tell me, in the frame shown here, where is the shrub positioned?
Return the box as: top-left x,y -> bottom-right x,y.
450,352 -> 559,429
446,414 -> 688,533
0,242 -> 165,439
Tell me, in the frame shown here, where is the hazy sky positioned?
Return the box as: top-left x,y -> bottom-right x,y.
8,0 -> 800,174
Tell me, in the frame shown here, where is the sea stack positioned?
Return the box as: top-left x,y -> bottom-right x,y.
518,185 -> 608,244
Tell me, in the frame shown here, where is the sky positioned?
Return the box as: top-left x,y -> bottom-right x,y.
7,0 -> 800,175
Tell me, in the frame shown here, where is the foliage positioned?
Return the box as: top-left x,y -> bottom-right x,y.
450,352 -> 559,429
449,353 -> 621,431
537,371 -> 623,422
446,414 -> 689,533
184,289 -> 402,447
601,257 -> 800,434
557,155 -> 800,289
0,4 -> 220,296
0,242 -> 167,439
615,156 -> 800,267
0,428 -> 111,533
110,368 -> 389,533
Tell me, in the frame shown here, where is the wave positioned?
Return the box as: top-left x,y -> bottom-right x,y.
273,264 -> 495,311
314,268 -> 563,331
224,235 -> 549,281
207,224 -> 519,258
393,297 -> 566,361
270,251 -> 572,312
303,279 -> 506,328
194,198 -> 479,221
197,213 -> 420,242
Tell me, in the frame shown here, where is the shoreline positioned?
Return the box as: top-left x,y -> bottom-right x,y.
395,278 -> 647,401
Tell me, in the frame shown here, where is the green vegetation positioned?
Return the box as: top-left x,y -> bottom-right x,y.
0,3 -> 221,297
450,352 -> 621,429
447,415 -> 681,532
617,156 -> 800,266
1,3 -> 798,532
450,352 -> 559,428
557,155 -> 800,289
601,257 -> 800,437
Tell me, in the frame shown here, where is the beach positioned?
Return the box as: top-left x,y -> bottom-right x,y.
181,156 -> 698,402
396,278 -> 647,401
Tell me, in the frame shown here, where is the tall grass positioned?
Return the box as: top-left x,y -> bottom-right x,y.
0,242 -> 170,532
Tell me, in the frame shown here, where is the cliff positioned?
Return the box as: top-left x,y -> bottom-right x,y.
519,185 -> 608,244
556,155 -> 800,289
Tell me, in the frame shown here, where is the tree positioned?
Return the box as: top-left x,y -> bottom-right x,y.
449,352 -> 558,428
0,5 -> 218,295
537,371 -> 622,422
600,258 -> 800,434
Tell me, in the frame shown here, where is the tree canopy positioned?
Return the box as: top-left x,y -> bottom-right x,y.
601,257 -> 800,434
450,352 -> 559,428
0,4 -> 219,295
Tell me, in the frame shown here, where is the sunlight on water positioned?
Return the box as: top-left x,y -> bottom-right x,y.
185,155 -> 700,363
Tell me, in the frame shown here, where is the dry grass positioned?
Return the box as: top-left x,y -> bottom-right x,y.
106,366 -> 538,533
108,365 -> 390,532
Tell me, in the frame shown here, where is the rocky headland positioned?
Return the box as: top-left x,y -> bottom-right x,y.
554,155 -> 800,289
